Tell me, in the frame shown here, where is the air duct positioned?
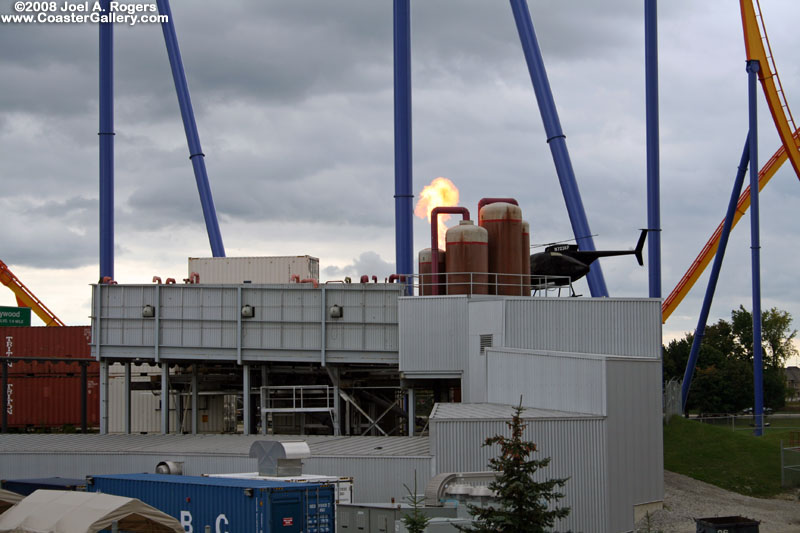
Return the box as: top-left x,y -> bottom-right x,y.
249,440 -> 311,477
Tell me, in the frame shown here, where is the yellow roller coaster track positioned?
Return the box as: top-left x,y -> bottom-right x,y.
0,260 -> 65,327
661,0 -> 800,323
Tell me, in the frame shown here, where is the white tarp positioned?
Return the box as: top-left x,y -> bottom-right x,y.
0,490 -> 182,533
0,490 -> 23,515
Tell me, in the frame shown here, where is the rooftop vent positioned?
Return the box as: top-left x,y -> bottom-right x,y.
249,440 -> 311,477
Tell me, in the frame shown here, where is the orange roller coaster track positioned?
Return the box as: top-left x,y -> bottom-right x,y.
662,0 -> 800,323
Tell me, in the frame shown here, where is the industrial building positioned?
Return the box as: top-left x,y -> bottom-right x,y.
1,270 -> 663,531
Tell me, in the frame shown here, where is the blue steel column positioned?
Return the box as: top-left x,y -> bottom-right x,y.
645,0 -> 661,298
681,137 -> 750,410
748,60 -> 764,436
99,0 -> 114,280
393,0 -> 414,278
509,0 -> 608,297
156,0 -> 225,257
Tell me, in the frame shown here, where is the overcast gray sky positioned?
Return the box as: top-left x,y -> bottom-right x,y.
1,0 -> 799,363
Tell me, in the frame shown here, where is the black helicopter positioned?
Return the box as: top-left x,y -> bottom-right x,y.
530,229 -> 648,288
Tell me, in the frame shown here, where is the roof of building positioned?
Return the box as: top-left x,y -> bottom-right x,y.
0,433 -> 430,457
785,366 -> 800,384
429,402 -> 602,421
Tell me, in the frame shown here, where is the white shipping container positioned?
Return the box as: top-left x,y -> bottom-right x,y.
188,256 -> 319,284
205,472 -> 354,504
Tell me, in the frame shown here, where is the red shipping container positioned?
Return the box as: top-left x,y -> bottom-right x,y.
5,374 -> 99,429
2,326 -> 96,376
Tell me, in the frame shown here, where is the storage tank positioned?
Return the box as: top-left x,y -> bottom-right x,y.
445,221 -> 488,295
88,474 -> 335,533
418,248 -> 445,296
521,220 -> 531,295
479,202 -> 525,296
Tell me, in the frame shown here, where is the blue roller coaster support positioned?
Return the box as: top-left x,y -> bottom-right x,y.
509,0 -> 608,297
748,60 -> 764,436
156,0 -> 225,257
393,0 -> 413,280
99,0 -> 114,280
681,136 -> 750,411
645,0 -> 661,298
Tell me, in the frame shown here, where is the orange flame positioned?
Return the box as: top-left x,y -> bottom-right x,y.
414,177 -> 460,249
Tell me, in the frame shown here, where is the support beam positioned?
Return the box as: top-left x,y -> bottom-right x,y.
155,0 -> 225,257
681,136 -> 750,410
748,60 -> 764,436
407,387 -> 415,436
260,366 -> 268,436
192,365 -> 198,435
393,0 -> 413,279
80,363 -> 87,433
509,0 -> 608,296
124,362 -> 131,434
645,0 -> 661,298
243,364 -> 251,436
161,363 -> 169,435
98,0 -> 114,279
1,360 -> 7,433
326,367 -> 341,436
100,360 -> 109,434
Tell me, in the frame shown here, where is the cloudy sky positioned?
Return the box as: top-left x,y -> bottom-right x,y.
1,0 -> 799,362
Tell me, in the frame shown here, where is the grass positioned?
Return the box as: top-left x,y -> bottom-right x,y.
663,415 -> 798,498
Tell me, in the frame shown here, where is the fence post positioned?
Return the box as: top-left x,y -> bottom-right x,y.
781,439 -> 785,488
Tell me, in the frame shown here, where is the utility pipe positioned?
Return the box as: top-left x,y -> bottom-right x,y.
681,136 -> 750,410
509,0 -> 608,297
748,60 -> 764,436
393,0 -> 413,280
156,0 -> 225,257
99,0 -> 114,281
430,207 -> 470,295
645,0 -> 661,298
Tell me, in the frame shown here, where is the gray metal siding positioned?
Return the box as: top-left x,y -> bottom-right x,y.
398,297 -> 469,374
486,349 -> 606,415
304,456 -> 433,503
605,358 -> 664,532
93,285 -> 402,364
0,452 -> 430,506
431,417 -> 608,532
503,298 -> 662,358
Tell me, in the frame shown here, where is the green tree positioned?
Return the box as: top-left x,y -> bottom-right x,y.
458,401 -> 570,533
663,306 -> 795,413
731,305 -> 798,367
401,471 -> 431,533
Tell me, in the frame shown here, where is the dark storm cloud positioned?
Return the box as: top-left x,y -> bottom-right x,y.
1,0 -> 799,336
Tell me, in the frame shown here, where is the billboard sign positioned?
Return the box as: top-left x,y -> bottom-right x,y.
0,307 -> 31,327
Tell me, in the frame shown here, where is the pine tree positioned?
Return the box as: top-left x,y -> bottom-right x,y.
458,400 -> 571,532
401,471 -> 431,533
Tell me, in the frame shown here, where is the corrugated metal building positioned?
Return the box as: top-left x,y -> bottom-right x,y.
400,296 -> 664,531
92,283 -> 402,364
430,403 -> 607,532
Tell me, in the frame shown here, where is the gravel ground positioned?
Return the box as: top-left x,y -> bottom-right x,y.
635,471 -> 800,533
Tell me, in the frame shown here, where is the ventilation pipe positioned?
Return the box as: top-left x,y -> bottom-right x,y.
249,441 -> 311,477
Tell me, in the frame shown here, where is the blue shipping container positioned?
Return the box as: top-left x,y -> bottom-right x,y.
87,474 -> 334,533
1,477 -> 86,496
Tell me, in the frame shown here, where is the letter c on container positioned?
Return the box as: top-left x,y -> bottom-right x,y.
215,514 -> 229,533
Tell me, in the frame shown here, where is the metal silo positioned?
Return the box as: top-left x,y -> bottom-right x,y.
445,221 -> 488,295
479,202 -> 525,295
418,248 -> 445,296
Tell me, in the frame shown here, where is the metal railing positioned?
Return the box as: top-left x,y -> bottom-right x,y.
781,433 -> 800,488
402,272 -> 575,297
